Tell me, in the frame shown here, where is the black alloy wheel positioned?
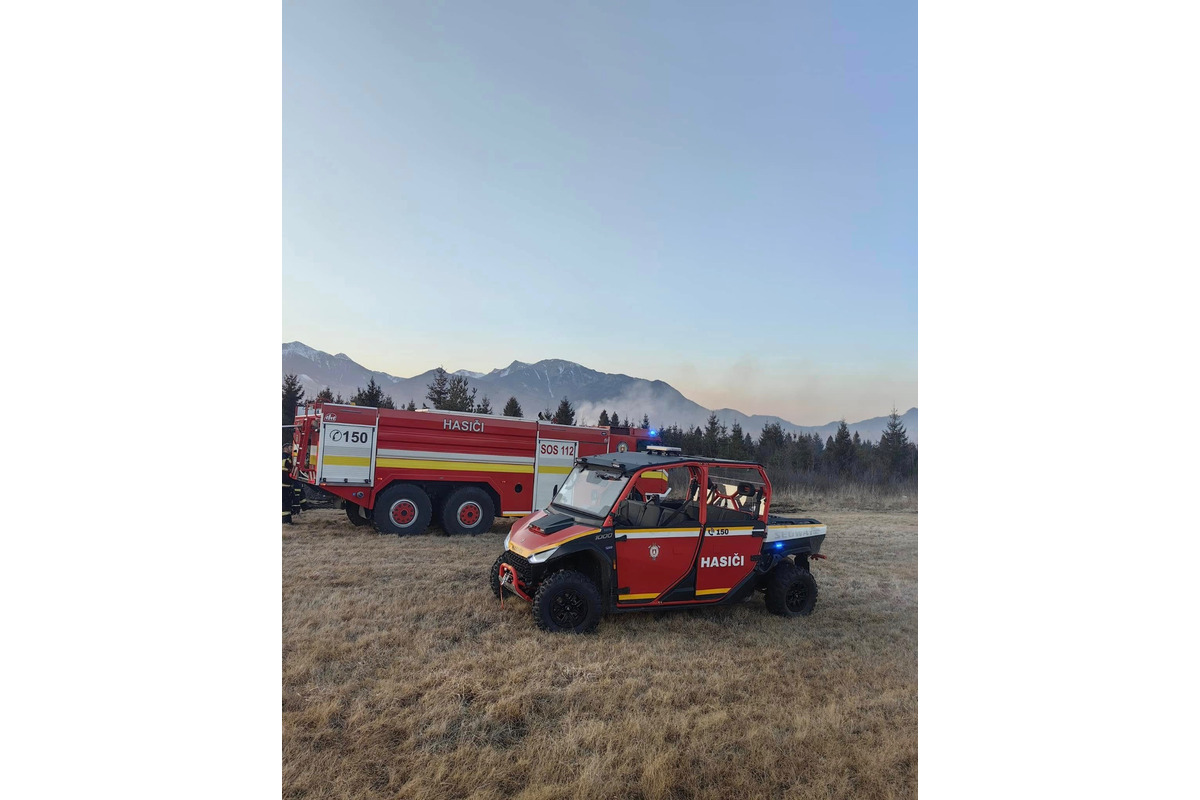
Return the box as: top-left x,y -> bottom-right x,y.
532,570 -> 602,633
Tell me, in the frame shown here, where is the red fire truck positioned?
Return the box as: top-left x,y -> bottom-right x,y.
288,404 -> 664,535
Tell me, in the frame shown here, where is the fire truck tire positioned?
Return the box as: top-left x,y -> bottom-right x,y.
765,562 -> 818,617
532,570 -> 602,634
489,554 -> 513,599
441,487 -> 495,536
373,484 -> 432,536
344,501 -> 371,527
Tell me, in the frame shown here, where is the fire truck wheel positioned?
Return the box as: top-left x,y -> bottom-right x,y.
532,570 -> 602,634
489,554 -> 513,598
344,501 -> 371,527
441,487 -> 495,536
373,484 -> 432,536
765,562 -> 818,618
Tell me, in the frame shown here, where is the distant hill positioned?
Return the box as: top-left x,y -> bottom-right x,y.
283,341 -> 917,442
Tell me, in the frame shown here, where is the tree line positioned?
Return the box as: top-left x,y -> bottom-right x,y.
654,410 -> 916,485
283,372 -> 916,484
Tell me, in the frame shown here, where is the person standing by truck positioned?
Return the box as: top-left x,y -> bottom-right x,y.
282,454 -> 294,524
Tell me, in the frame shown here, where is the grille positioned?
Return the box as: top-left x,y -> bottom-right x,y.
500,551 -> 534,587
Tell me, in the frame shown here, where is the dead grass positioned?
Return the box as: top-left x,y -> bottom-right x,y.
772,484 -> 918,514
283,507 -> 917,799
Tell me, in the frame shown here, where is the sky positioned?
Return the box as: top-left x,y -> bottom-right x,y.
284,0 -> 915,425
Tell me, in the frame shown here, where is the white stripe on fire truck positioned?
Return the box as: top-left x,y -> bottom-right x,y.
376,448 -> 533,465
375,457 -> 533,474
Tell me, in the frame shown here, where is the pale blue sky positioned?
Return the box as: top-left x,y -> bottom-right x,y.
284,0 -> 915,424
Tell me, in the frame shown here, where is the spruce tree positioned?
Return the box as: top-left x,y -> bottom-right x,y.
641,413 -> 651,429
350,377 -> 394,409
283,374 -> 305,444
405,399 -> 417,411
551,397 -> 576,425
597,409 -> 610,427
610,412 -> 621,428
474,396 -> 493,414
444,375 -> 477,412
830,420 -> 856,477
502,397 -> 523,417
726,421 -> 746,459
425,367 -> 451,409
314,386 -> 334,403
703,412 -> 724,457
878,408 -> 913,479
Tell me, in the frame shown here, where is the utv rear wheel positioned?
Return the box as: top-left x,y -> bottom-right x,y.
373,484 -> 432,536
490,554 -> 513,599
441,487 -> 495,536
765,562 -> 818,617
345,501 -> 371,527
532,570 -> 602,633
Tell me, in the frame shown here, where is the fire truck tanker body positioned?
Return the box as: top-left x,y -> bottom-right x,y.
289,403 -> 663,535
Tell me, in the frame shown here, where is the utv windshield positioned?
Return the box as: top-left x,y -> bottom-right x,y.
550,464 -> 630,519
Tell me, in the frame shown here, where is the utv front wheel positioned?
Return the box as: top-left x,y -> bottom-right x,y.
532,570 -> 602,633
765,562 -> 818,617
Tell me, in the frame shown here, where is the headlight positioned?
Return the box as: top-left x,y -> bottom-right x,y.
528,547 -> 558,564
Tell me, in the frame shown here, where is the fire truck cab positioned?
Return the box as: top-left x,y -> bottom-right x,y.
289,403 -> 664,536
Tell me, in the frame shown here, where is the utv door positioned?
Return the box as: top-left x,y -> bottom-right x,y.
612,465 -> 703,605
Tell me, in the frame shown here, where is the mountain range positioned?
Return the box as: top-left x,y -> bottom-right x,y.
283,341 -> 917,443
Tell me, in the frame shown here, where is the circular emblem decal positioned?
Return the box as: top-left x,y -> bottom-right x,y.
649,544 -> 660,560
618,442 -> 628,453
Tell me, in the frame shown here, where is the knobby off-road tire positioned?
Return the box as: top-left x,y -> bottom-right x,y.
441,487 -> 496,536
765,561 -> 818,617
345,501 -> 371,527
532,570 -> 602,633
490,554 -> 514,599
373,484 -> 432,536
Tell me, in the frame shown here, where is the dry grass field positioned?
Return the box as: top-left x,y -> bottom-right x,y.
283,502 -> 917,800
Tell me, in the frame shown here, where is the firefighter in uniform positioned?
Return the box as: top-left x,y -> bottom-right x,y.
292,465 -> 307,515
282,455 -> 294,524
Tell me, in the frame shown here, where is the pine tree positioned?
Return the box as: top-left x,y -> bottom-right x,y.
878,408 -> 913,479
502,397 -> 523,417
758,422 -> 787,471
351,377 -> 394,409
551,397 -> 576,425
425,367 -> 451,409
334,393 -> 345,404
444,375 -> 477,412
283,374 -> 305,444
597,409 -> 610,427
405,399 -> 417,411
726,421 -> 746,459
829,420 -> 856,477
314,386 -> 334,403
474,396 -> 493,414
703,412 -> 724,456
